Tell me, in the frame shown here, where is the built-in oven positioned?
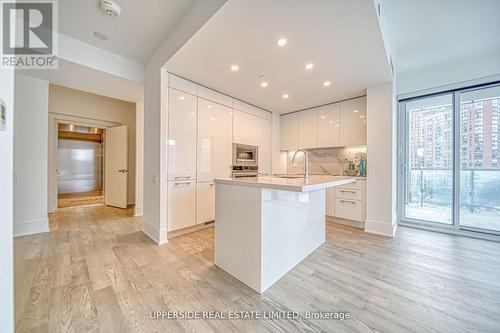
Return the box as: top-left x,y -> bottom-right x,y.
232,143 -> 258,177
233,143 -> 258,165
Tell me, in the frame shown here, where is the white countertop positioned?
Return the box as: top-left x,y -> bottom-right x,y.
214,175 -> 356,192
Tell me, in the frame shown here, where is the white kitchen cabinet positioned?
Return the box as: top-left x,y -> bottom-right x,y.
317,103 -> 340,147
169,74 -> 197,95
333,179 -> 366,222
339,97 -> 366,146
196,181 -> 215,224
167,180 -> 196,231
197,98 -> 233,181
233,110 -> 272,175
326,188 -> 335,216
298,110 -> 317,149
168,89 -> 197,180
280,112 -> 299,150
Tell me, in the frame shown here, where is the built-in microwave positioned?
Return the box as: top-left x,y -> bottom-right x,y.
233,143 -> 258,166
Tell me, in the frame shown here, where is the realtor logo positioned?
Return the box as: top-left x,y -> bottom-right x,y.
1,0 -> 58,69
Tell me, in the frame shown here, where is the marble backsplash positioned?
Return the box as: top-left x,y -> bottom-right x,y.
286,147 -> 367,175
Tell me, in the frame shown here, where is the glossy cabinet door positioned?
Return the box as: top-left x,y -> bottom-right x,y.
257,116 -> 272,175
280,112 -> 299,150
167,180 -> 196,231
317,103 -> 340,147
326,187 -> 335,216
168,89 -> 197,180
233,110 -> 272,175
196,181 -> 215,224
298,110 -> 318,149
197,98 -> 233,181
339,97 -> 366,146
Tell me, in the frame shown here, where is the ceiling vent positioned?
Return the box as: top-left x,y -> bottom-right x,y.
99,0 -> 121,17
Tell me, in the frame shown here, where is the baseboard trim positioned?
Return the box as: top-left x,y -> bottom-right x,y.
168,222 -> 214,239
141,218 -> 167,245
326,216 -> 364,229
14,218 -> 49,237
134,206 -> 143,217
364,218 -> 397,237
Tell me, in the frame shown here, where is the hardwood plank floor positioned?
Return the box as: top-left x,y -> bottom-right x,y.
14,205 -> 500,333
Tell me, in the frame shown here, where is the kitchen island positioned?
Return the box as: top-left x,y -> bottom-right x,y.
214,175 -> 355,293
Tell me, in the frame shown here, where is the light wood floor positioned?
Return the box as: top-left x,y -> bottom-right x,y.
58,191 -> 104,208
14,205 -> 500,333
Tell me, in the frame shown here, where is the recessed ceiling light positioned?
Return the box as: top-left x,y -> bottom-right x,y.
261,82 -> 268,88
320,116 -> 326,119
211,117 -> 216,121
323,81 -> 331,87
93,31 -> 108,41
179,96 -> 185,100
207,105 -> 212,108
305,63 -> 314,70
353,110 -> 359,113
328,120 -> 333,124
276,38 -> 287,46
282,94 -> 289,99
231,65 -> 239,71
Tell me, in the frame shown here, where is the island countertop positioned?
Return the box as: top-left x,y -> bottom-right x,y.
214,175 -> 356,192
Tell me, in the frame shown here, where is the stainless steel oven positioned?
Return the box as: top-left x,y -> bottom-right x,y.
233,143 -> 258,166
232,143 -> 258,177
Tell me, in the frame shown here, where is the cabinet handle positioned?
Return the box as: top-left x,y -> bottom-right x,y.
174,181 -> 191,185
340,200 -> 356,205
174,176 -> 191,179
209,183 -> 215,186
340,190 -> 356,194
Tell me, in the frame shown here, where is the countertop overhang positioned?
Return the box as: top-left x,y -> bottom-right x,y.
214,175 -> 356,192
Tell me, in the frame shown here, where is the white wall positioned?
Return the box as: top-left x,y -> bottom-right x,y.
14,75 -> 50,237
135,102 -> 144,216
0,66 -> 15,332
397,50 -> 500,97
47,85 -> 137,212
365,81 -> 398,236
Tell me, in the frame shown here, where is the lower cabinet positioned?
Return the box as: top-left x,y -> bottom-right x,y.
326,188 -> 335,216
196,181 -> 215,224
326,179 -> 366,222
167,180 -> 196,231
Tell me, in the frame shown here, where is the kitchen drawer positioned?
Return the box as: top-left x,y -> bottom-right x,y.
168,180 -> 196,231
334,198 -> 363,222
337,179 -> 364,190
335,188 -> 362,201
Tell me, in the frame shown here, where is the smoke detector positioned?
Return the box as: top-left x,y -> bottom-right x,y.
99,0 -> 121,17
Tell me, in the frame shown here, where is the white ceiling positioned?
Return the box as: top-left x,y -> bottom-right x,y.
165,0 -> 391,113
21,59 -> 144,103
59,0 -> 196,63
383,0 -> 500,73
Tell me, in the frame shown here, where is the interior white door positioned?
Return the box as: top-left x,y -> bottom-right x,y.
105,125 -> 128,208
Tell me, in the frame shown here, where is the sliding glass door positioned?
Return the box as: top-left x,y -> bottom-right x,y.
400,83 -> 500,236
459,85 -> 500,232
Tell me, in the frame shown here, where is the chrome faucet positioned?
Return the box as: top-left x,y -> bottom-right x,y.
292,150 -> 309,178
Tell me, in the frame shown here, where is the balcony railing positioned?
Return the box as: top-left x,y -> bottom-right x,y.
407,168 -> 500,212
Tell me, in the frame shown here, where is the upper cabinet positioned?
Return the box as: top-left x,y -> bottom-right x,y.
317,103 -> 340,148
298,110 -> 317,149
233,110 -> 272,175
280,113 -> 299,150
168,89 -> 197,180
197,98 -> 233,181
339,96 -> 366,146
280,96 -> 366,150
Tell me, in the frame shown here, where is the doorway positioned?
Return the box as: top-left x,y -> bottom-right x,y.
57,123 -> 105,208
